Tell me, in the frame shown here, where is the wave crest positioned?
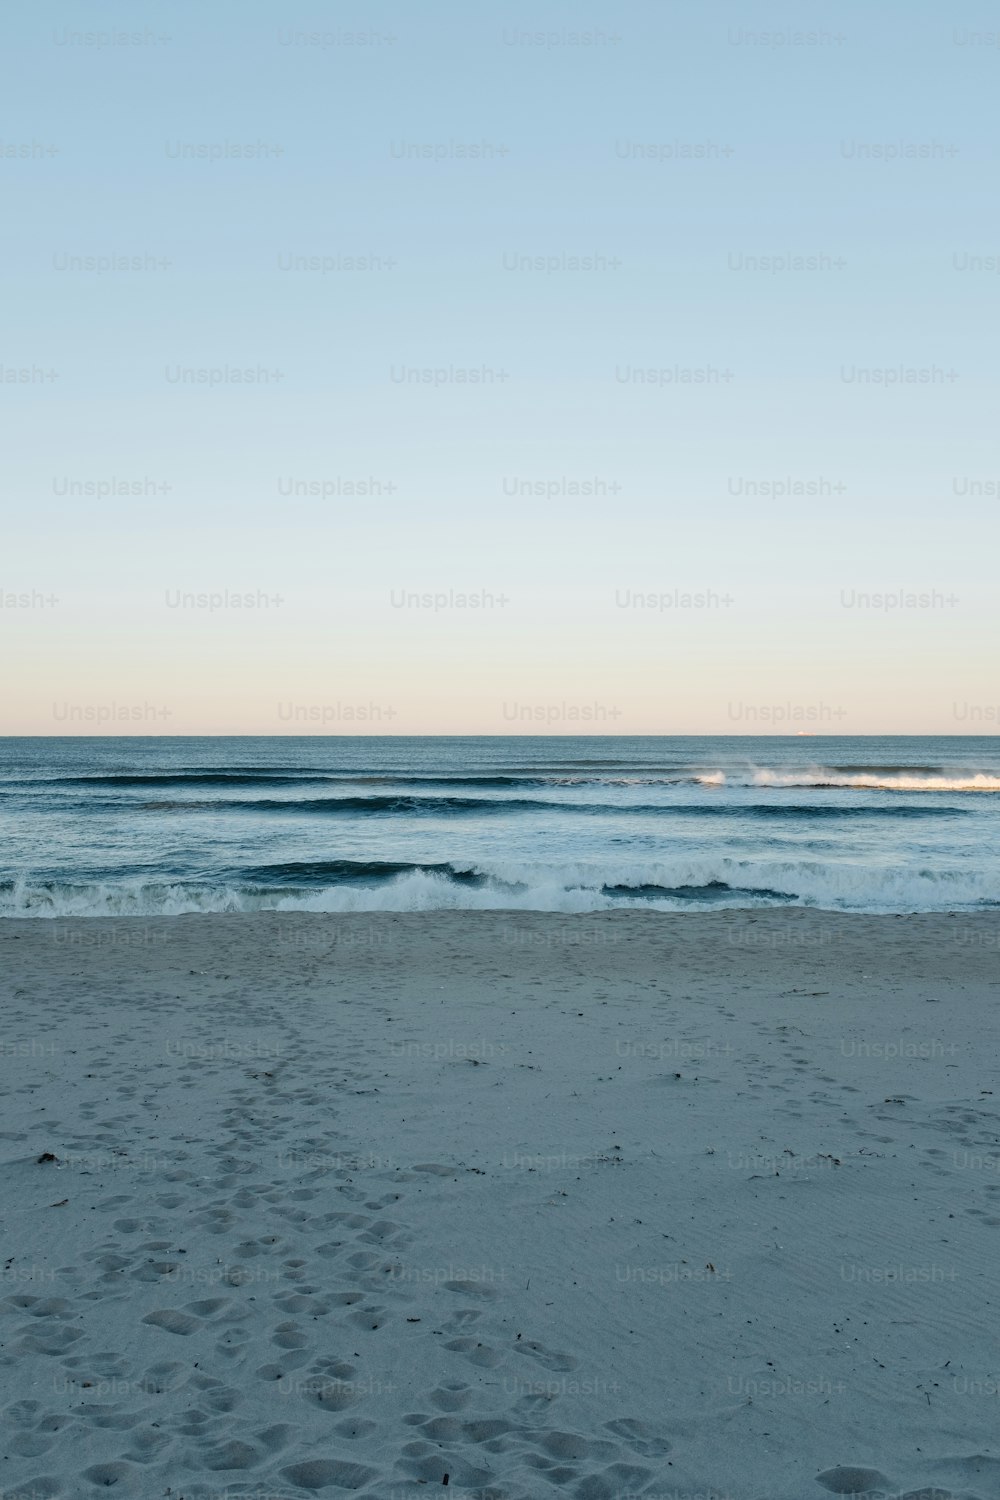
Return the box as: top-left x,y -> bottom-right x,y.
4,855 -> 998,918
698,766 -> 1000,793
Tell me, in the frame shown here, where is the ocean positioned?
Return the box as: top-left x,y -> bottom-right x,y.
1,736 -> 998,916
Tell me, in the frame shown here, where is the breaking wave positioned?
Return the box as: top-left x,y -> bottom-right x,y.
695,766 -> 1000,793
3,855 -> 998,917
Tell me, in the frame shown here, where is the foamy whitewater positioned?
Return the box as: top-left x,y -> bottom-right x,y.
2,735 -> 998,916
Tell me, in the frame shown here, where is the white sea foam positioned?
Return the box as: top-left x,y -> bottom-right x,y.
4,855 -> 997,918
697,766 -> 1000,792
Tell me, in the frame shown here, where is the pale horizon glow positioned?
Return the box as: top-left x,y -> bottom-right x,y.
4,0 -> 998,735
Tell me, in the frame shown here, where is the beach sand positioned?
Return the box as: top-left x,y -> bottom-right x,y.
1,909 -> 998,1500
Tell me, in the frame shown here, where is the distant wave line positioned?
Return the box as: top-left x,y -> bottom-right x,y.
129,795 -> 967,820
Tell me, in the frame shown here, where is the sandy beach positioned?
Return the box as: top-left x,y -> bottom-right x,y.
2,909 -> 999,1500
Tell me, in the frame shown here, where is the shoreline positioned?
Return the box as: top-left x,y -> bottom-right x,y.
2,910 -> 998,1498
7,904 -> 1000,957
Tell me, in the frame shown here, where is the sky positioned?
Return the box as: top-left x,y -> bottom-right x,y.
3,0 -> 998,735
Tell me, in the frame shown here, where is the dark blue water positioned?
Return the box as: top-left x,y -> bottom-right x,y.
1,736 -> 998,914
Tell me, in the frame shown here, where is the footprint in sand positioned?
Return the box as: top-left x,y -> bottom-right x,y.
603,1416 -> 673,1456
513,1338 -> 578,1372
443,1278 -> 500,1299
142,1309 -> 201,1336
282,1458 -> 377,1491
429,1382 -> 473,1411
442,1336 -> 504,1369
816,1466 -> 895,1494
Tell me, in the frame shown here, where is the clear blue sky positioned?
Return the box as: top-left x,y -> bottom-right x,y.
4,0 -> 998,733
